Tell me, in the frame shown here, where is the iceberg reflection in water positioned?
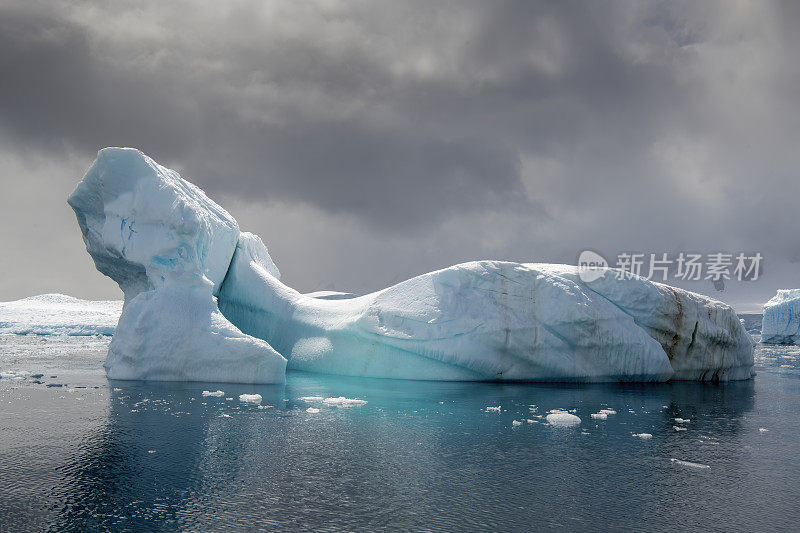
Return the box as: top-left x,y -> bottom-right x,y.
1,335 -> 798,531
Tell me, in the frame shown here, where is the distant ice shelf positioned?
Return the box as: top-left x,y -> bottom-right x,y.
762,290 -> 800,345
0,294 -> 122,336
66,147 -> 756,384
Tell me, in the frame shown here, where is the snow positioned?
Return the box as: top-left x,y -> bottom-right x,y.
0,294 -> 121,336
762,289 -> 800,344
239,394 -> 262,404
323,397 -> 367,406
67,148 -> 755,384
546,411 -> 582,427
69,148 -> 286,384
202,390 -> 225,397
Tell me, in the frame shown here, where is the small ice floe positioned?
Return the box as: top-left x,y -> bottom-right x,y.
202,390 -> 225,397
257,405 -> 272,410
220,413 -> 231,418
546,410 -> 581,427
670,458 -> 710,469
306,407 -> 320,414
674,417 -> 690,424
147,450 -> 156,454
239,394 -> 262,404
512,420 -> 522,427
225,397 -> 233,401
526,419 -> 537,424
591,412 -> 608,420
632,433 -> 653,439
759,428 -> 769,433
323,397 -> 367,406
299,396 -> 324,402
599,409 -> 616,415
485,405 -> 501,412
674,426 -> 688,432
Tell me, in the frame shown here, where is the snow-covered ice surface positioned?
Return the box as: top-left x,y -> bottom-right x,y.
68,148 -> 754,383
0,294 -> 122,336
68,148 -> 285,384
0,334 -> 798,531
220,244 -> 754,381
762,289 -> 800,345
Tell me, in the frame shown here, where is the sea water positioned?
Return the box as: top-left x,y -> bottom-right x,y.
1,334 -> 798,531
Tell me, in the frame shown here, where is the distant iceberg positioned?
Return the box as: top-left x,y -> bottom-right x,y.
0,294 -> 121,336
68,148 -> 755,383
761,290 -> 800,344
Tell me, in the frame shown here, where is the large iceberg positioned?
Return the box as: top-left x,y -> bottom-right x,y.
761,290 -> 800,344
69,148 -> 754,383
68,148 -> 286,383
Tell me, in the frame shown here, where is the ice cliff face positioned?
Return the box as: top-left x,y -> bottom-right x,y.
70,148 -> 754,383
762,289 -> 800,345
68,148 -> 286,383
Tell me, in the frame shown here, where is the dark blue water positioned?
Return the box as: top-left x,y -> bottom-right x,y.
1,335 -> 798,531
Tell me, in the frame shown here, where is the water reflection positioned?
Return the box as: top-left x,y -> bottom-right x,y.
41,374 -> 765,531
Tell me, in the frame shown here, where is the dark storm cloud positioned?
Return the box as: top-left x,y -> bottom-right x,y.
0,0 -> 798,309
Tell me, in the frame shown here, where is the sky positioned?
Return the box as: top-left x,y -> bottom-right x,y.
0,0 -> 798,312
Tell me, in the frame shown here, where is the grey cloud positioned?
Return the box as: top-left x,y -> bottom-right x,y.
0,0 -> 798,311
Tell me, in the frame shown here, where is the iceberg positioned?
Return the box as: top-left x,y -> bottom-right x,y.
0,294 -> 122,336
68,148 -> 286,383
761,289 -> 800,344
69,148 -> 755,383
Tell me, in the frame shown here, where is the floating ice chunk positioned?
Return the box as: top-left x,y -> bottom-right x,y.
632,433 -> 653,439
239,394 -> 262,404
526,419 -> 537,423
674,426 -> 688,431
512,420 -> 522,427
485,406 -> 501,412
670,458 -> 710,469
599,409 -> 616,415
323,397 -> 367,406
299,396 -> 324,402
306,407 -> 320,414
546,411 -> 581,427
202,390 -> 225,397
591,412 -> 608,420
762,289 -> 800,344
674,417 -> 690,424
759,428 -> 769,433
